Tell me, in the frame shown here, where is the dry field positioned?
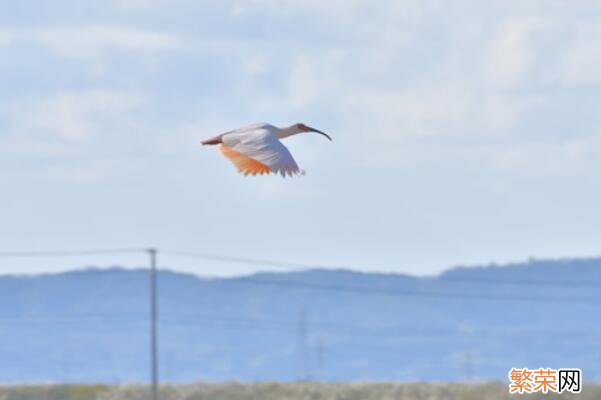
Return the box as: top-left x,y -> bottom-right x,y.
0,383 -> 598,400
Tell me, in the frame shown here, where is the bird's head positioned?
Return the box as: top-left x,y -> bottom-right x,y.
295,123 -> 332,141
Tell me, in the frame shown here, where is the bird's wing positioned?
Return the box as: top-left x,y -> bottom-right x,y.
221,128 -> 302,176
220,122 -> 274,136
220,145 -> 272,176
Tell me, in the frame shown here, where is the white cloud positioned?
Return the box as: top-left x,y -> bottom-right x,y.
13,90 -> 146,142
3,0 -> 601,276
492,136 -> 600,176
286,56 -> 332,110
111,0 -> 165,8
0,25 -> 177,74
240,52 -> 270,78
0,31 -> 15,45
3,0 -> 601,180
222,2 -> 601,176
484,18 -> 552,89
559,21 -> 601,86
2,90 -> 148,181
34,26 -> 175,63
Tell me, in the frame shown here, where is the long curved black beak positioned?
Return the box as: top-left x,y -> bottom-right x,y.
308,127 -> 332,141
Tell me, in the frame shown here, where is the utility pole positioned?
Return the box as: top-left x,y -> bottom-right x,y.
148,248 -> 159,400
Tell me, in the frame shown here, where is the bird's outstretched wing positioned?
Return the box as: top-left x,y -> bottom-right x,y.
220,128 -> 302,176
220,145 -> 272,176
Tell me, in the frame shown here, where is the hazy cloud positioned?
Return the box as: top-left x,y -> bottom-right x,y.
0,26 -> 177,75
3,0 -> 601,274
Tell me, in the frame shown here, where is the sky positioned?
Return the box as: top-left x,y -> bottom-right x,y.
1,0 -> 601,277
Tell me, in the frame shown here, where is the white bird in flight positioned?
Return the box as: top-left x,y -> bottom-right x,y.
201,122 -> 332,176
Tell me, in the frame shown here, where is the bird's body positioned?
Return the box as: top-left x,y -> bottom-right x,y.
201,122 -> 331,176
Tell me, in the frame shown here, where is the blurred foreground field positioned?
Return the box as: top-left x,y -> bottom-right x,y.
0,383 -> 598,400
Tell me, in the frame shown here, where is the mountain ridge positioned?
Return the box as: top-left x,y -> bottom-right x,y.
0,257 -> 598,383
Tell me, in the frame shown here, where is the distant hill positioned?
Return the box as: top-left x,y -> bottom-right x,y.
0,258 -> 599,383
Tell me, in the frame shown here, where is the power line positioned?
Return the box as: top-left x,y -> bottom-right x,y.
3,247 -> 601,289
233,277 -> 596,304
0,248 -> 598,307
0,247 -> 158,398
438,276 -> 601,288
160,250 -> 601,302
2,313 -> 599,340
0,248 -> 146,258
163,249 -> 601,289
163,250 -> 314,270
1,246 -> 599,384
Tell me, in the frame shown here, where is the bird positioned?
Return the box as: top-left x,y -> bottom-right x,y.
201,122 -> 331,177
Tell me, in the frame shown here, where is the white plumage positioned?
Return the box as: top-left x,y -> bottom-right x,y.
201,122 -> 331,177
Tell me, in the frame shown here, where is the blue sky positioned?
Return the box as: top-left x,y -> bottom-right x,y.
2,0 -> 601,276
